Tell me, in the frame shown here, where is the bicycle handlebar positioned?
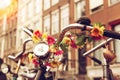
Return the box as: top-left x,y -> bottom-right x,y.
23,27 -> 33,37
57,23 -> 120,45
57,23 -> 93,44
8,38 -> 32,60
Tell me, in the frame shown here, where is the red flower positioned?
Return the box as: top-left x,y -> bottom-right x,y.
34,30 -> 42,38
90,34 -> 105,40
32,58 -> 39,66
47,36 -> 55,45
54,50 -> 63,55
70,40 -> 77,48
45,62 -> 51,66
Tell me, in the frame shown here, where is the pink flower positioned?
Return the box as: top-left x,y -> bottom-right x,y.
70,40 -> 77,48
45,62 -> 51,66
54,50 -> 63,55
47,36 -> 55,45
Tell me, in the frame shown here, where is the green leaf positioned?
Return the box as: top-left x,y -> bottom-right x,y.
76,35 -> 92,46
59,43 -> 68,53
76,35 -> 86,46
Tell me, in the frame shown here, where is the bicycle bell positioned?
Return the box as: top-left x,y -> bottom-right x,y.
33,42 -> 50,59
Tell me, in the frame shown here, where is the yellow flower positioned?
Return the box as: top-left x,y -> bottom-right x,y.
32,35 -> 41,43
62,36 -> 71,45
91,24 -> 105,37
28,53 -> 34,62
42,33 -> 48,41
50,45 -> 57,52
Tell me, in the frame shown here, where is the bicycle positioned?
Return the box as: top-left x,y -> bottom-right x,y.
3,22 -> 120,80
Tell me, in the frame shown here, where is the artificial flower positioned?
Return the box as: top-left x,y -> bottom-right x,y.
70,39 -> 77,48
32,30 -> 42,43
62,36 -> 71,45
91,23 -> 105,40
28,53 -> 34,62
32,35 -> 41,43
47,35 -> 55,45
49,45 -> 57,52
32,57 -> 39,66
45,62 -> 51,67
50,61 -> 60,68
42,33 -> 48,41
34,30 -> 42,38
54,50 -> 63,55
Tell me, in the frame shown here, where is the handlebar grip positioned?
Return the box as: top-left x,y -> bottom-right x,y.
23,27 -> 33,37
103,30 -> 120,40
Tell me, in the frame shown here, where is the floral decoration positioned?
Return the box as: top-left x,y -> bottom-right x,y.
29,30 -> 63,67
90,23 -> 105,40
28,23 -> 105,68
32,30 -> 55,45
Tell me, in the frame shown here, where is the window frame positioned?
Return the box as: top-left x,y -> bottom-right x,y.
60,4 -> 69,30
51,10 -> 59,35
89,0 -> 104,13
43,15 -> 51,34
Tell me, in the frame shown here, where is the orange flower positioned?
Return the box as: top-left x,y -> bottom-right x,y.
91,23 -> 105,40
50,61 -> 60,68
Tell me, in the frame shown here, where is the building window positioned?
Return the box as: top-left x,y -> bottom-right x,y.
20,7 -> 26,23
9,20 -> 12,29
19,29 -> 27,46
94,40 -> 104,65
28,2 -> 33,18
51,0 -> 59,6
9,32 -> 12,48
34,20 -> 42,31
34,0 -> 41,14
75,0 -> 85,20
51,10 -> 59,35
61,4 -> 69,30
44,15 -> 50,34
114,24 -> 120,62
110,0 -> 120,5
13,17 -> 17,28
4,35 -> 8,50
0,24 -> 2,33
89,0 -> 103,12
44,0 -> 50,10
12,30 -> 16,48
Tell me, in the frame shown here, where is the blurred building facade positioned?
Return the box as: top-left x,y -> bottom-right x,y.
0,0 -> 120,80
